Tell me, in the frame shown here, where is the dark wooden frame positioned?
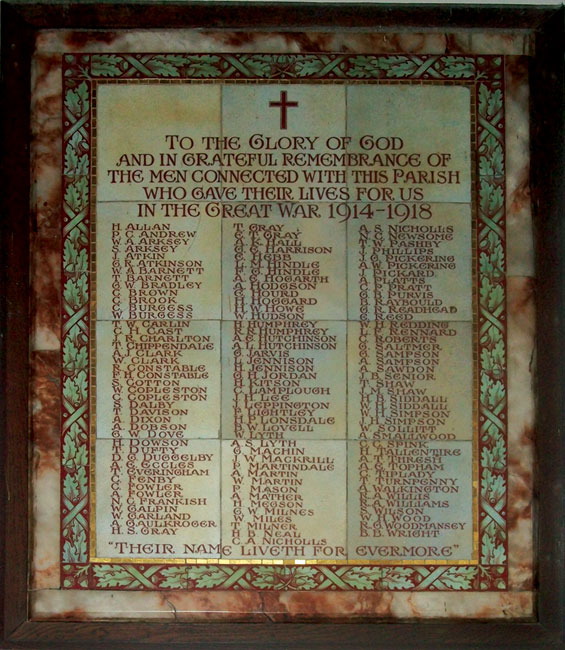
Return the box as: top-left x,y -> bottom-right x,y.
1,2 -> 563,648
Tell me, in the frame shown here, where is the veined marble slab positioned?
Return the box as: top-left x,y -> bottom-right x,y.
30,30 -> 535,622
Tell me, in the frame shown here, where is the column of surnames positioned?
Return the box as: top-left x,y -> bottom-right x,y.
93,80 -> 475,563
345,86 -> 474,562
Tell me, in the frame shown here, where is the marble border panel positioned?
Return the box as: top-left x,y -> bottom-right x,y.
28,31 -> 535,621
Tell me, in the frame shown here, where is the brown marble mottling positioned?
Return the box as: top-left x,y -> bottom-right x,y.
31,350 -> 61,590
261,591 -> 394,622
34,29 -> 532,56
193,31 -> 446,55
506,277 -> 536,591
31,52 -> 63,231
32,590 -> 266,622
318,32 -> 448,54
506,56 -> 534,277
31,227 -> 60,351
31,589 -> 533,622
445,33 -> 473,54
471,32 -> 532,56
29,29 -> 536,621
262,590 -> 534,621
31,52 -> 63,351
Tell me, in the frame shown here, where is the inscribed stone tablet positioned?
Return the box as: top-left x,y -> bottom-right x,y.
53,52 -> 516,598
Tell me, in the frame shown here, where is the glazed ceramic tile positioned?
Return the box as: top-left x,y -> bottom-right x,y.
346,85 -> 471,204
222,84 -> 346,202
96,319 -> 221,439
221,320 -> 347,440
221,440 -> 347,560
347,440 -> 474,561
96,202 -> 221,321
96,84 -> 221,203
58,54 -> 511,592
347,203 -> 473,321
222,204 -> 347,321
94,438 -> 221,559
347,321 -> 473,441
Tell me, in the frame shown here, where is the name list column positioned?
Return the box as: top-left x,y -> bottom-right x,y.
346,85 -> 475,563
94,85 -> 222,560
220,85 -> 348,561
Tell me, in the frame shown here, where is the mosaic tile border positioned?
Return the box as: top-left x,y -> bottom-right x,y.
61,54 -> 507,591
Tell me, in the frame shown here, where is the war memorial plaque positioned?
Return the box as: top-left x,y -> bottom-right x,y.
64,55 -> 501,580
5,5 -> 564,645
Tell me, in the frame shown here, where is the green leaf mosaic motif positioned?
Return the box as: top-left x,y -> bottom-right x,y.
65,53 -> 490,82
62,71 -> 90,566
477,81 -> 507,567
62,562 -> 512,592
61,54 -> 507,591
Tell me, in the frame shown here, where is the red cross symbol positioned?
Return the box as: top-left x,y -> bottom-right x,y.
269,91 -> 298,130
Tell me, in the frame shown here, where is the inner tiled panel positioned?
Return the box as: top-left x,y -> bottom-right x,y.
91,79 -> 476,565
